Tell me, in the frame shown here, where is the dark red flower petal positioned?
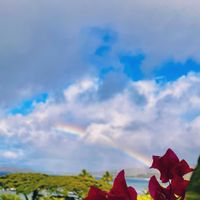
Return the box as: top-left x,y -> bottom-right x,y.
150,156 -> 160,169
85,186 -> 107,200
85,170 -> 137,200
149,176 -> 177,200
109,170 -> 137,200
110,170 -> 128,195
150,149 -> 180,183
172,159 -> 193,178
107,193 -> 126,200
127,187 -> 137,200
171,177 -> 189,198
149,176 -> 167,200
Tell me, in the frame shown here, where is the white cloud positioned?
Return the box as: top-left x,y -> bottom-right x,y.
0,73 -> 200,172
63,78 -> 98,102
1,150 -> 24,160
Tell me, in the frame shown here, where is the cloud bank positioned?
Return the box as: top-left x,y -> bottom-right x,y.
0,73 -> 199,173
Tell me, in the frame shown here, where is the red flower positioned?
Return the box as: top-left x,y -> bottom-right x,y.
85,170 -> 137,200
149,175 -> 189,200
172,159 -> 193,178
85,187 -> 108,200
150,149 -> 179,183
149,148 -> 193,200
149,176 -> 176,200
170,177 -> 189,200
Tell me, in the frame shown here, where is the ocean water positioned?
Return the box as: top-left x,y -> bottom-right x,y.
96,176 -> 149,194
125,177 -> 149,194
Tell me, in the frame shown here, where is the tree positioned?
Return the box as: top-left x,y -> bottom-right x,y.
79,169 -> 93,178
78,169 -> 93,178
187,155 -> 200,194
0,173 -> 48,200
0,172 -> 111,200
101,171 -> 113,183
0,194 -> 21,200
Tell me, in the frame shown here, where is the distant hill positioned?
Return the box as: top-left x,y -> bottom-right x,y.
92,167 -> 159,179
124,167 -> 158,178
0,166 -> 32,176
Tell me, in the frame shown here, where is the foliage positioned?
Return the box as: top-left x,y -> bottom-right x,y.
0,194 -> 21,200
40,197 -> 64,200
187,156 -> 200,194
185,192 -> 200,200
0,173 -> 48,200
101,171 -> 113,183
78,170 -> 92,178
0,172 -> 111,200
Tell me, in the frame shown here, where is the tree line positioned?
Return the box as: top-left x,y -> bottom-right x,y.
0,170 -> 113,200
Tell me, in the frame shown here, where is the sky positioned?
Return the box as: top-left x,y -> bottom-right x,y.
0,0 -> 200,174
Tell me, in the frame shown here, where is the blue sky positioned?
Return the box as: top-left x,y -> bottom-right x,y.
0,0 -> 200,174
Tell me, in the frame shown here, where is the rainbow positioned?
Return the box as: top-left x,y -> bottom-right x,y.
118,146 -> 151,166
54,123 -> 151,166
98,135 -> 152,166
54,124 -> 85,137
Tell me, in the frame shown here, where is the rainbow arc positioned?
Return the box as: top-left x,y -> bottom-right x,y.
54,123 -> 151,166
